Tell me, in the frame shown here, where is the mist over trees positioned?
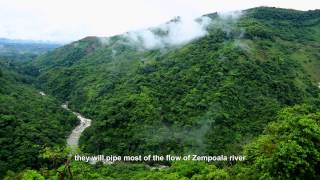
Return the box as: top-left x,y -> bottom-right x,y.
1,7 -> 320,179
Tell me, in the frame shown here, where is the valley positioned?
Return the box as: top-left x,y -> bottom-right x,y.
1,6 -> 320,179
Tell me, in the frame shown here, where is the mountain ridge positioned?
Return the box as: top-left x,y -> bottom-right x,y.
1,6 -> 320,179
27,6 -> 320,156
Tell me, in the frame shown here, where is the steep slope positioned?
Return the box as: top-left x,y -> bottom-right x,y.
0,60 -> 78,176
30,7 -> 320,157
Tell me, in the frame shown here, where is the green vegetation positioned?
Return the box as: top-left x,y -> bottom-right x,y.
5,104 -> 320,179
29,7 -> 320,157
1,7 -> 320,179
238,104 -> 320,179
0,61 -> 77,176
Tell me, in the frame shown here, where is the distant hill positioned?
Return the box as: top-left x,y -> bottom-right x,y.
0,38 -> 61,62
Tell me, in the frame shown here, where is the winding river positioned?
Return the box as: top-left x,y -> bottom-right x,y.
38,93 -> 166,166
62,103 -> 92,151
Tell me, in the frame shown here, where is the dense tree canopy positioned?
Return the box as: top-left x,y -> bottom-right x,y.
1,7 -> 320,179
28,7 -> 320,157
0,62 -> 77,176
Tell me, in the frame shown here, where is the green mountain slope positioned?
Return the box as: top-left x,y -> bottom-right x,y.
30,7 -> 320,157
0,61 -> 77,176
1,6 -> 319,179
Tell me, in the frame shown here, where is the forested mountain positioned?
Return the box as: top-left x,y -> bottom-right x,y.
1,7 -> 320,179
0,60 -> 77,176
30,7 -> 320,155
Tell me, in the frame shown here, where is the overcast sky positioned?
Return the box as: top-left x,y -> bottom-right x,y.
0,0 -> 319,43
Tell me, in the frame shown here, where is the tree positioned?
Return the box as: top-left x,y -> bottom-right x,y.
240,104 -> 320,179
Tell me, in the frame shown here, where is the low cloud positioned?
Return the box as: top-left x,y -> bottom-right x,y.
98,11 -> 244,51
123,16 -> 212,50
217,10 -> 243,21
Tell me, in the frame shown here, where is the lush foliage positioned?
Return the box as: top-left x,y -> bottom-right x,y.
5,104 -> 320,179
1,7 -> 320,179
29,7 -> 320,157
233,104 -> 320,179
0,61 -> 77,176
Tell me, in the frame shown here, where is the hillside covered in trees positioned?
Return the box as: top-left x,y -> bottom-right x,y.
1,7 -> 320,179
0,59 -> 77,176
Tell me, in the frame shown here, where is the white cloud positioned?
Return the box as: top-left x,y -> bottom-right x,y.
0,0 -> 319,43
125,16 -> 212,49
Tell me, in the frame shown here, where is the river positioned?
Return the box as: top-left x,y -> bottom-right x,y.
62,103 -> 92,151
